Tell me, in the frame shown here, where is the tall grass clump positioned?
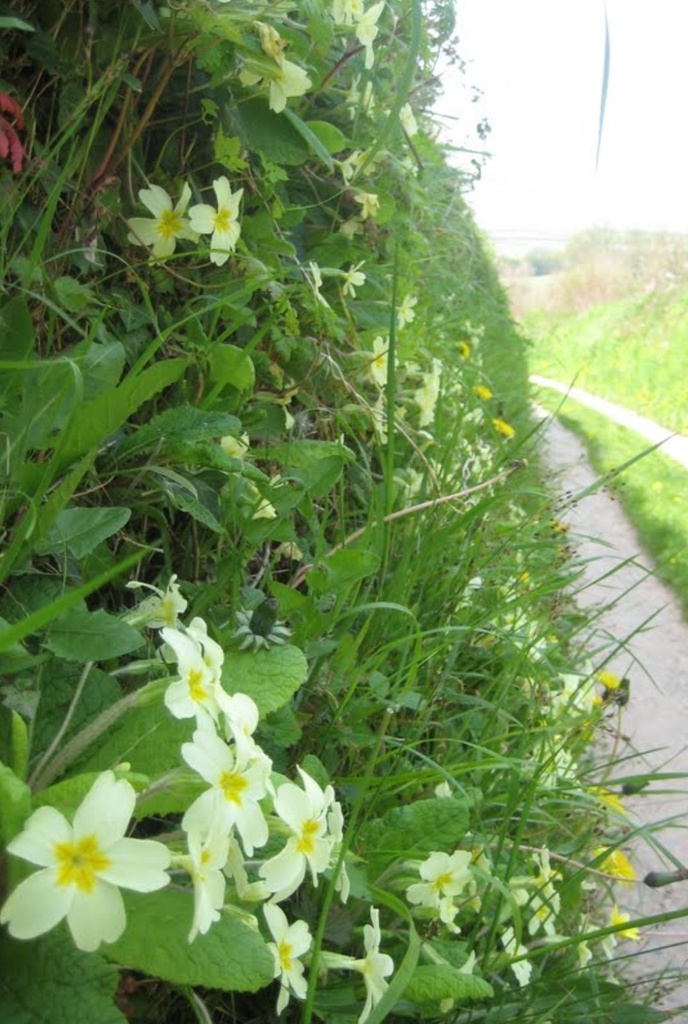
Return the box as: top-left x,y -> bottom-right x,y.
0,3 -> 682,1023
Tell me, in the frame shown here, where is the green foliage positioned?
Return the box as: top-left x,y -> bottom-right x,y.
0,1 -> 674,1022
107,890 -> 274,991
0,929 -> 126,1024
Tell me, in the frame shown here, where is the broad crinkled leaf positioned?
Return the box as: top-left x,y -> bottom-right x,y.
363,797 -> 470,858
0,929 -> 125,1024
221,643 -> 308,716
403,965 -> 493,1008
107,889 -> 274,992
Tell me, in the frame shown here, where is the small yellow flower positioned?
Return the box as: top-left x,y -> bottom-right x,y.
473,384 -> 493,401
589,786 -> 626,816
595,847 -> 636,886
597,670 -> 621,691
549,518 -> 569,534
354,191 -> 380,220
458,341 -> 471,359
493,417 -> 515,439
610,903 -> 640,941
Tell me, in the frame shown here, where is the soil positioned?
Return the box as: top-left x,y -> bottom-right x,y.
536,409 -> 688,1017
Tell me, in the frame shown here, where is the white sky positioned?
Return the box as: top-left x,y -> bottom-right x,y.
436,0 -> 688,254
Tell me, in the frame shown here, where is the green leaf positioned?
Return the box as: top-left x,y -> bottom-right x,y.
268,439 -> 355,497
44,608 -> 144,662
31,663 -> 122,760
0,16 -> 35,31
214,127 -> 249,172
232,96 -> 309,165
51,358 -> 188,471
35,506 -> 131,559
305,120 -> 348,155
53,276 -> 96,312
0,761 -> 32,845
0,929 -> 125,1024
74,691 -> 190,778
0,295 -> 35,360
106,889 -> 274,992
403,965 -> 493,1008
222,644 -> 308,716
117,405 -> 241,458
208,343 -> 255,392
363,797 -> 470,858
282,107 -> 334,169
307,548 -> 380,592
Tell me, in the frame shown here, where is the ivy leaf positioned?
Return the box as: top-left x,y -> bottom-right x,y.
0,929 -> 125,1024
43,608 -> 144,662
221,644 -> 308,716
106,889 -> 274,992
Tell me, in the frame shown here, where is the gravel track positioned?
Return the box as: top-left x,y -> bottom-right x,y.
535,405 -> 688,1017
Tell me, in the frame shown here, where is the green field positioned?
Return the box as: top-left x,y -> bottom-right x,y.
526,290 -> 688,434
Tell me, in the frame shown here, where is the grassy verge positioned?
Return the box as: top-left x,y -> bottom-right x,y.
533,384 -> 688,615
526,290 -> 688,434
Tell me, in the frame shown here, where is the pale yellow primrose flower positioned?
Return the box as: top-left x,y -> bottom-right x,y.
354,190 -> 379,220
321,906 -> 394,1023
127,183 -> 199,258
220,432 -> 250,459
264,903 -> 313,1014
397,293 -> 417,327
399,102 -> 418,136
161,623 -> 224,726
177,824 -> 230,942
255,21 -> 286,60
0,771 -> 170,951
406,849 -> 473,933
342,260 -> 366,298
240,56 -> 312,114
181,727 -> 272,856
501,926 -> 532,987
259,766 -> 338,902
305,260 -> 331,308
126,573 -> 188,629
356,2 -> 385,70
188,176 -> 243,266
414,358 -> 442,427
368,335 -> 390,388
333,0 -> 365,25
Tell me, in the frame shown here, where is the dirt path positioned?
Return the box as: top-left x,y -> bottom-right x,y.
535,409 -> 688,1015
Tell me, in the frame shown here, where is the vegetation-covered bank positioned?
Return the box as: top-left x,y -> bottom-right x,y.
0,3 -> 675,1022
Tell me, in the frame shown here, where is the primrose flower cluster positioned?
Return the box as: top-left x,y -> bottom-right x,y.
127,175 -> 242,266
0,576 -> 391,1021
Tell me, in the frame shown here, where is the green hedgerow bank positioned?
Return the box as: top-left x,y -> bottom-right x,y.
0,2 -> 673,1022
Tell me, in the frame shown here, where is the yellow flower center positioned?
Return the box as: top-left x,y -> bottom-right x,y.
296,818 -> 319,855
219,770 -> 248,804
54,834 -> 110,893
433,871 -> 453,892
188,668 -> 208,702
213,207 -> 232,232
157,209 -> 183,240
278,939 -> 293,971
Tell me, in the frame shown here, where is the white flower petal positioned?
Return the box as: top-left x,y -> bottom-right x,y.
139,184 -> 172,217
67,881 -> 126,951
99,837 -> 171,891
6,806 -> 71,866
0,868 -> 72,939
73,772 -> 134,848
188,203 -> 217,235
